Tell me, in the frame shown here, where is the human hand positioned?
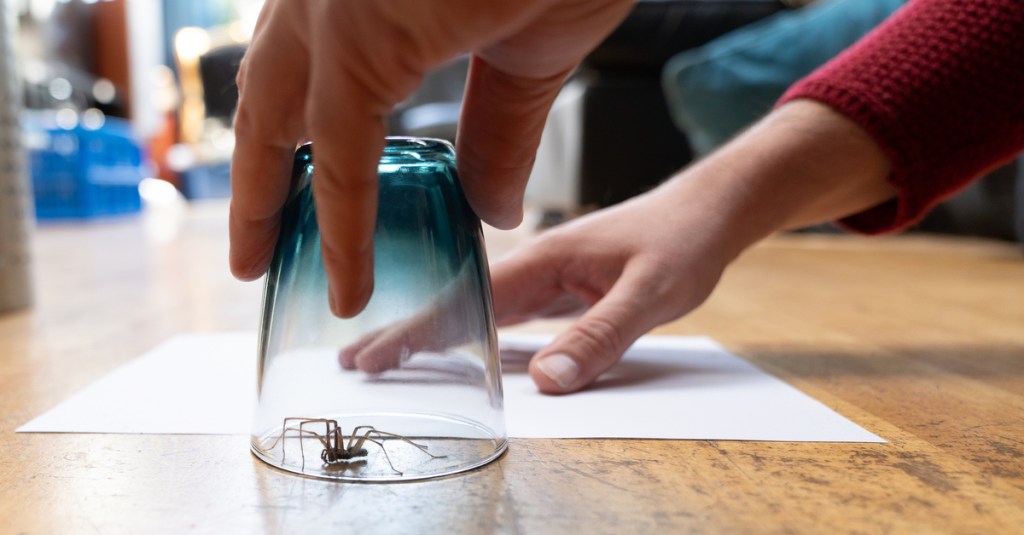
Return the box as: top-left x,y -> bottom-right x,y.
229,0 -> 634,317
501,100 -> 898,393
488,186 -> 743,393
339,100 -> 896,393
340,177 -> 743,393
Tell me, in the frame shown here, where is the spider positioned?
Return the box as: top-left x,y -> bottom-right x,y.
267,417 -> 444,475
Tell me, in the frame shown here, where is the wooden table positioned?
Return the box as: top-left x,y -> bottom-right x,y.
2,201 -> 1022,533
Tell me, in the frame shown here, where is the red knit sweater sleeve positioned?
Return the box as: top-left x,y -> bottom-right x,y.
778,0 -> 1024,234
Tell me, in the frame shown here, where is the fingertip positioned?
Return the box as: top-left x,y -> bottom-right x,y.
482,205 -> 524,230
530,353 -> 583,395
228,244 -> 273,282
327,276 -> 374,319
355,355 -> 389,374
355,344 -> 400,374
338,345 -> 358,370
459,170 -> 527,231
230,267 -> 265,282
321,241 -> 375,318
228,204 -> 283,283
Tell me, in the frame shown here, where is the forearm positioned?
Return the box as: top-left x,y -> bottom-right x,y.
656,99 -> 895,262
780,0 -> 1024,233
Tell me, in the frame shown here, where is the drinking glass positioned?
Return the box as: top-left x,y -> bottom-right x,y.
250,138 -> 507,481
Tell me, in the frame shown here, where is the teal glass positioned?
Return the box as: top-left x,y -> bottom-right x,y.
251,138 -> 507,481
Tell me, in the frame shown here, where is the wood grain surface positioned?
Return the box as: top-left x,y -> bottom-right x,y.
1,202 -> 1022,534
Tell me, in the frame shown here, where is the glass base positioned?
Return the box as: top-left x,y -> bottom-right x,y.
251,412 -> 507,482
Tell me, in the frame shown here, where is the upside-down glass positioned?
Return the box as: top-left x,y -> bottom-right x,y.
251,138 -> 507,481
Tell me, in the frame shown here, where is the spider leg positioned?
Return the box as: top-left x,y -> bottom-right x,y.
297,420 -> 337,469
269,417 -> 333,467
360,434 -> 402,475
346,425 -> 378,452
266,417 -> 322,451
369,429 -> 446,459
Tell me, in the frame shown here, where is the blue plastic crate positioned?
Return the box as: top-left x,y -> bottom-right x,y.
26,117 -> 147,220
179,160 -> 232,200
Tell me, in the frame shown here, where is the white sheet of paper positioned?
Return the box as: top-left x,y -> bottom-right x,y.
17,332 -> 883,442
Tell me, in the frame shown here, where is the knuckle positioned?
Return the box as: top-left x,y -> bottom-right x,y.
312,172 -> 377,200
232,46 -> 257,89
234,61 -> 248,94
232,92 -> 303,146
572,315 -> 626,364
228,199 -> 274,225
329,6 -> 429,108
231,105 -> 258,133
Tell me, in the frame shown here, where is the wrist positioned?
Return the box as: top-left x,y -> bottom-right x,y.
661,99 -> 895,259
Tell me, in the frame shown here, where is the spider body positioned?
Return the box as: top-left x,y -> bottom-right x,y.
268,417 -> 443,475
322,445 -> 368,463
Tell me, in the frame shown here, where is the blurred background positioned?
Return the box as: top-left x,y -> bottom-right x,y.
3,0 -> 1022,234
10,0 -> 259,216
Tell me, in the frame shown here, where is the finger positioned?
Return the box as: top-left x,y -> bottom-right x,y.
528,266 -> 672,394
339,313 -> 442,374
338,323 -> 411,374
305,94 -> 384,318
490,242 -> 562,322
456,56 -> 571,229
303,21 -> 400,317
305,0 -> 456,317
229,3 -> 308,280
490,244 -> 597,330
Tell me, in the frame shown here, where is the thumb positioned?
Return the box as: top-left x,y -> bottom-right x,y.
528,269 -> 669,394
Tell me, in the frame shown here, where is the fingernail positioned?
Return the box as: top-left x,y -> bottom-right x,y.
536,353 -> 579,390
